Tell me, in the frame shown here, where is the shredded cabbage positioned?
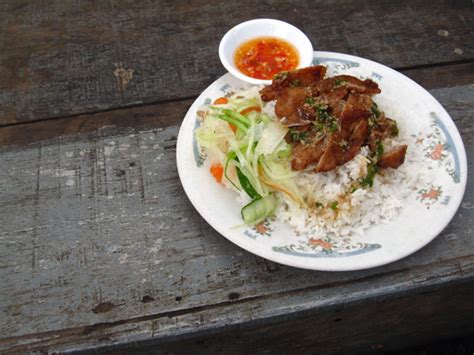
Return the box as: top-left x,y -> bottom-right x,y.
195,88 -> 304,224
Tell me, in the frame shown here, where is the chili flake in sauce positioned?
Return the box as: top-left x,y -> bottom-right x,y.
234,37 -> 299,80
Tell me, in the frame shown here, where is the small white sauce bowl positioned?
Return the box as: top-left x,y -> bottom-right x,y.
219,18 -> 314,86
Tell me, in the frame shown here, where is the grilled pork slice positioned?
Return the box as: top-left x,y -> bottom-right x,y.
313,75 -> 381,95
274,87 -> 312,126
291,133 -> 326,170
290,91 -> 373,172
314,133 -> 345,172
342,119 -> 369,164
314,118 -> 370,173
260,65 -> 327,101
260,65 -> 407,173
378,145 -> 408,169
367,115 -> 399,151
320,86 -> 349,109
340,94 -> 373,123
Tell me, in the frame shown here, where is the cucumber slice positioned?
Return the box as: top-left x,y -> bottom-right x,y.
236,166 -> 260,199
241,195 -> 278,225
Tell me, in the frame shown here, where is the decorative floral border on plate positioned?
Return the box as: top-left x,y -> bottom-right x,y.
412,112 -> 460,208
244,220 -> 274,239
272,236 -> 381,258
427,112 -> 460,183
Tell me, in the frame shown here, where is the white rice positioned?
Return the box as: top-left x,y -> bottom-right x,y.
271,106 -> 428,237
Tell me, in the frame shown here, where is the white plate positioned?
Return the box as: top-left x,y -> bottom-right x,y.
176,51 -> 467,271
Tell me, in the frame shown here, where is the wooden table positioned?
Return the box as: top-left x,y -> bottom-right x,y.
1,1 -> 473,353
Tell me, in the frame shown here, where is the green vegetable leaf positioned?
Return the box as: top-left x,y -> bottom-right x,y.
218,114 -> 248,132
236,166 -> 260,199
222,109 -> 250,128
224,151 -> 240,190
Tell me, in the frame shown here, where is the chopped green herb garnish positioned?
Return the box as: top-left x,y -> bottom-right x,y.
370,103 -> 381,118
368,103 -> 381,129
309,103 -> 339,134
315,103 -> 329,113
376,141 -> 384,157
339,139 -> 349,150
305,97 -> 315,105
390,121 -> 399,137
290,79 -> 301,87
334,79 -> 347,88
368,116 -> 377,128
330,201 -> 339,211
360,162 -> 379,188
274,71 -> 288,80
312,122 -> 325,134
328,120 -> 339,133
289,129 -> 308,143
315,104 -> 332,122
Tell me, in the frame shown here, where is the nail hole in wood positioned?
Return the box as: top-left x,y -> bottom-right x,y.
116,169 -> 126,177
175,296 -> 182,302
141,295 -> 155,303
92,302 -> 116,314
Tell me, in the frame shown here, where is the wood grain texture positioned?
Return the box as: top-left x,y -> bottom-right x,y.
0,84 -> 473,353
1,63 -> 473,148
402,62 -> 474,90
0,98 -> 194,147
0,0 -> 473,125
104,280 -> 474,354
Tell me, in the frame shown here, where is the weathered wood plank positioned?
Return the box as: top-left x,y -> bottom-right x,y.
0,84 -> 473,353
0,0 -> 472,125
402,62 -> 474,90
3,261 -> 474,354
100,280 -> 474,354
0,63 -> 473,148
0,98 -> 194,147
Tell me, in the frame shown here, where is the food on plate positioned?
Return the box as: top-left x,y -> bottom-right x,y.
234,37 -> 299,80
195,66 -> 418,236
261,66 -> 407,172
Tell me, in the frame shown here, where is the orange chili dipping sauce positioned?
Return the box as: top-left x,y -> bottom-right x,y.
234,37 -> 299,80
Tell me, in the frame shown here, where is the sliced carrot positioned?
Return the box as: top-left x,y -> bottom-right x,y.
213,97 -> 228,105
228,123 -> 237,133
210,163 -> 224,183
239,105 -> 261,116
